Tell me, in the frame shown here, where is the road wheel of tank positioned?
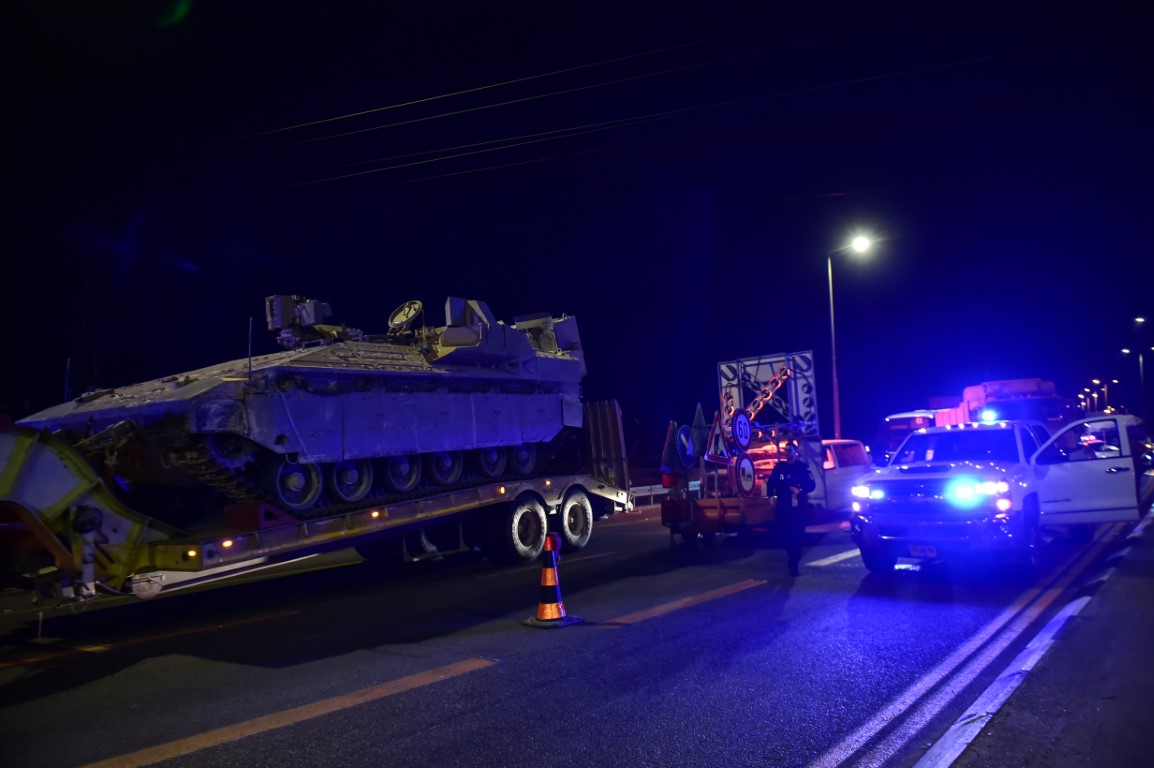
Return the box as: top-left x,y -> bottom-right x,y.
484,495 -> 547,565
557,490 -> 594,552
510,443 -> 538,476
476,446 -> 508,479
327,459 -> 374,503
427,450 -> 464,485
264,459 -> 323,512
381,455 -> 421,494
860,546 -> 897,575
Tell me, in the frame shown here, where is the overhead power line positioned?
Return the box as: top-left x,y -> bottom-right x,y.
239,3 -> 881,141
290,50 -> 1011,190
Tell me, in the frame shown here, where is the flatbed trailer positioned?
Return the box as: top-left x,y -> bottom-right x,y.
0,401 -> 631,604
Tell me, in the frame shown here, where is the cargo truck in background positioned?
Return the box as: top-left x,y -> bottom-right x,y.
878,379 -> 1071,462
0,296 -> 631,605
932,378 -> 1068,426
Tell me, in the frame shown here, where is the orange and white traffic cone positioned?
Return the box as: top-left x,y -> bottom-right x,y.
523,533 -> 582,628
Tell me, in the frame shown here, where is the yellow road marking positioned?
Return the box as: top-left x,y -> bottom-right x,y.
79,658 -> 495,768
601,578 -> 766,627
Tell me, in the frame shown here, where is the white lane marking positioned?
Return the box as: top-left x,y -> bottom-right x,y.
918,515 -> 1150,768
810,523 -> 1121,768
914,594 -> 1092,768
807,549 -> 860,567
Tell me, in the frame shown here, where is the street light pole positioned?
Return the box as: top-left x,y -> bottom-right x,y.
1122,347 -> 1151,422
827,234 -> 872,440
1093,378 -> 1118,410
827,252 -> 840,439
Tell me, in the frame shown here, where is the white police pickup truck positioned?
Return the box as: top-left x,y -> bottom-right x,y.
848,414 -> 1145,574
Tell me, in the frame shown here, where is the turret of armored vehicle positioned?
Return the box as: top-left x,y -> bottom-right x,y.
18,296 -> 588,521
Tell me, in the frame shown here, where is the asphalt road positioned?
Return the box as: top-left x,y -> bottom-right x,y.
0,510 -> 1129,768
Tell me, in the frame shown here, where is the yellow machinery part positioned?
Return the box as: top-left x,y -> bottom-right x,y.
0,426 -> 178,592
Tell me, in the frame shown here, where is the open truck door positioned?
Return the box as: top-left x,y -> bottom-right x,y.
1032,414 -> 1142,526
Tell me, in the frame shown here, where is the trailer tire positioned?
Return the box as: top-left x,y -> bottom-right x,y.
557,491 -> 594,552
484,495 -> 547,565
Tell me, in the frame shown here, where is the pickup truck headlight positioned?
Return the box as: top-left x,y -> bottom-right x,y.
851,484 -> 883,500
945,478 -> 1010,509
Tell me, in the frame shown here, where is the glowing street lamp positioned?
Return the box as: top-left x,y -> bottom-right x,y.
1092,378 -> 1119,409
1084,387 -> 1098,411
827,233 -> 874,439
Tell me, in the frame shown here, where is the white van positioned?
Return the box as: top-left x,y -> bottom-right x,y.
813,438 -> 874,515
750,437 -> 874,517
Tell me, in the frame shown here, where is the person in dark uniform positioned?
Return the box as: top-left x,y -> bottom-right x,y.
768,443 -> 816,577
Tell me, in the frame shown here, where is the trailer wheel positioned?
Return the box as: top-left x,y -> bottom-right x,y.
484,495 -> 547,565
557,491 -> 593,552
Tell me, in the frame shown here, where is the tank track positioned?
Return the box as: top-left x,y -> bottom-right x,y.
175,445 -> 265,503
174,439 -> 569,524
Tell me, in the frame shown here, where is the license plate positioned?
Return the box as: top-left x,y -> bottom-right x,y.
909,545 -> 938,558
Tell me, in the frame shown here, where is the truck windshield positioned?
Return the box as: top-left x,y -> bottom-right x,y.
893,430 -> 1020,464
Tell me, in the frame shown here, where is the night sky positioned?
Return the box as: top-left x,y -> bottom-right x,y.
5,1 -> 1152,463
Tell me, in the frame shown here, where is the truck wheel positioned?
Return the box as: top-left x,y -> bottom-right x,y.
860,546 -> 896,575
484,495 -> 546,565
557,491 -> 593,552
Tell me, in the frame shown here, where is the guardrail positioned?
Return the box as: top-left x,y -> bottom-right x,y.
629,481 -> 702,506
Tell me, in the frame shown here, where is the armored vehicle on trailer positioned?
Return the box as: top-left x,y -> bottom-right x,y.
2,296 -> 630,602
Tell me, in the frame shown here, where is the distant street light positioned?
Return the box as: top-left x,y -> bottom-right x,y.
1084,387 -> 1098,411
827,233 -> 874,439
1092,378 -> 1119,410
